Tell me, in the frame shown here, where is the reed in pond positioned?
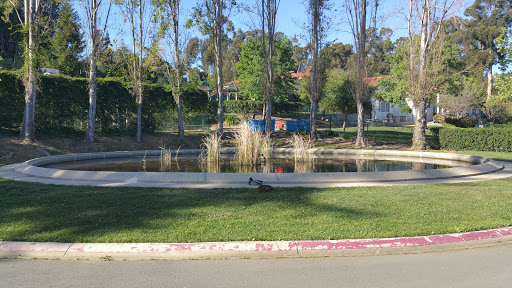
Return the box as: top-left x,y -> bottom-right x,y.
234,121 -> 272,166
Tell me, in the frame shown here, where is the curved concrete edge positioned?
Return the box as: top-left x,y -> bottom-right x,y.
1,150 -> 509,188
1,227 -> 511,260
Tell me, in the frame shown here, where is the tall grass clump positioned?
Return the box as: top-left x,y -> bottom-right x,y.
234,121 -> 272,166
201,132 -> 223,164
291,134 -> 315,173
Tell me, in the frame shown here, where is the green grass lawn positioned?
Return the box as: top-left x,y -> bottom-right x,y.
2,132 -> 512,243
331,126 -> 434,146
1,176 -> 511,243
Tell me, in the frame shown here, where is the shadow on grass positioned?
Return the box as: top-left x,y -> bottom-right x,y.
0,179 -> 379,243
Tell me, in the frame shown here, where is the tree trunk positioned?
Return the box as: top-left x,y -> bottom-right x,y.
263,0 -> 276,137
310,0 -> 320,140
214,2 -> 224,136
310,97 -> 318,138
20,0 -> 37,142
136,1 -> 144,143
354,0 -> 367,147
342,106 -> 347,132
486,66 -> 493,98
86,46 -> 98,143
136,103 -> 142,142
412,98 -> 427,150
355,98 -> 364,147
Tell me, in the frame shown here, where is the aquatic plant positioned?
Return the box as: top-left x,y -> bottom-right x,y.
201,132 -> 223,163
234,121 -> 272,166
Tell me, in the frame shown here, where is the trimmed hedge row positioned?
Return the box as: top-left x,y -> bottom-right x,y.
0,71 -> 175,136
430,127 -> 512,152
433,114 -> 478,128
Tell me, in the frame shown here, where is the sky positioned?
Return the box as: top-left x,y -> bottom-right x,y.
100,0 -> 412,50
79,0 -> 475,66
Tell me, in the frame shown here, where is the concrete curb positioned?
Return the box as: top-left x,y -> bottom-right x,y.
1,150 -> 510,188
2,227 -> 511,260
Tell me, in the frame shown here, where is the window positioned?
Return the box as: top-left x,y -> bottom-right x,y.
378,100 -> 390,113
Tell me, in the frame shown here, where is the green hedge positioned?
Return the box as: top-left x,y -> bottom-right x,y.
0,71 -> 24,130
0,72 -> 175,136
430,127 -> 512,152
445,116 -> 478,128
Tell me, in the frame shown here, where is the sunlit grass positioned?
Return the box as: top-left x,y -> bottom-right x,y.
1,177 -> 511,243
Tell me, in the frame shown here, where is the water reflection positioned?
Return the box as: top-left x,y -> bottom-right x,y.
42,155 -> 465,173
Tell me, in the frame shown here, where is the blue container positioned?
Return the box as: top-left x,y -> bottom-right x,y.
298,119 -> 311,131
248,119 -> 275,131
285,120 -> 298,132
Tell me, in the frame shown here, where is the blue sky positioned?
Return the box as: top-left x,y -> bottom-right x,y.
103,0 -> 411,49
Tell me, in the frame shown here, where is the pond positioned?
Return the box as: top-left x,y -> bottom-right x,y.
41,154 -> 470,173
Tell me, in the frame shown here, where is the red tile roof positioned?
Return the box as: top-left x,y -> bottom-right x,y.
290,69 -> 312,80
364,76 -> 386,86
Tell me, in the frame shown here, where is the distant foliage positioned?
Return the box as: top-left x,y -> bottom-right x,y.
433,114 -> 447,123
224,100 -> 303,116
430,127 -> 512,152
0,72 -> 175,135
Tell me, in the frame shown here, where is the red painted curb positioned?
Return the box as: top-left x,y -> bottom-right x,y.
295,227 -> 512,250
1,227 -> 511,257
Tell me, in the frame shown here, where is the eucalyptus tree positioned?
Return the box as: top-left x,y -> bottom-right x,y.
406,0 -> 456,150
156,0 -> 186,139
3,0 -> 43,141
306,0 -> 331,140
464,0 -> 512,97
80,0 -> 112,143
188,0 -> 235,136
4,1 -> 83,139
117,0 -> 151,142
259,0 -> 280,136
342,0 -> 378,147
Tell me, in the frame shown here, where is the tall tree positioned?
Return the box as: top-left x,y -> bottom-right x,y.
343,0 -> 378,146
3,0 -> 44,141
118,0 -> 150,143
235,32 -> 295,103
308,0 -> 329,140
407,0 -> 455,150
189,0 -> 234,136
366,27 -> 394,77
259,0 -> 279,136
158,0 -> 186,139
320,69 -> 355,131
464,0 -> 512,97
320,42 -> 353,70
291,35 -> 311,72
81,0 -> 112,143
43,0 -> 85,76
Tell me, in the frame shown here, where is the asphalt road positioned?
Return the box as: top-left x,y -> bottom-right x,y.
2,243 -> 511,288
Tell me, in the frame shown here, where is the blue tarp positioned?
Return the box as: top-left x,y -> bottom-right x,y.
286,119 -> 310,132
248,119 -> 275,131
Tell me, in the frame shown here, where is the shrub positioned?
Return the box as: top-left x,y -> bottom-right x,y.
444,116 -> 478,128
431,127 -> 512,152
224,100 -> 262,116
224,114 -> 240,125
459,118 -> 478,128
433,114 -> 446,123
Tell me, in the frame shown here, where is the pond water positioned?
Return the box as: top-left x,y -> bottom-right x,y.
41,154 -> 471,173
